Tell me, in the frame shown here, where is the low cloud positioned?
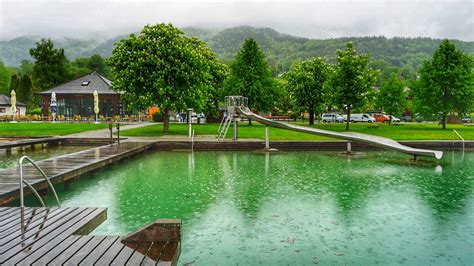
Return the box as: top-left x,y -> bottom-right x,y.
0,0 -> 472,41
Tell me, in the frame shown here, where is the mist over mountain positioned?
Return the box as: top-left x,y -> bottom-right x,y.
1,26 -> 473,71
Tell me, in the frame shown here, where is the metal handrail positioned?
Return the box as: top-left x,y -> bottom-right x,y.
19,156 -> 61,208
453,130 -> 465,150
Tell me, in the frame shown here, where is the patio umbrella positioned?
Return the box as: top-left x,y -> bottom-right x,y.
10,90 -> 16,114
51,91 -> 57,121
93,90 -> 99,122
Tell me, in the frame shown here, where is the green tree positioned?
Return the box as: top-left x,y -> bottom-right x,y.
0,60 -> 12,95
414,40 -> 473,129
376,73 -> 407,125
108,23 -> 226,132
17,75 -> 33,105
19,60 -> 34,76
285,57 -> 332,125
29,39 -> 68,91
331,43 -> 378,130
224,38 -> 279,124
9,74 -> 20,94
89,54 -> 110,78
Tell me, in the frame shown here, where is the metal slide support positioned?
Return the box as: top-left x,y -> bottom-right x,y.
19,156 -> 61,208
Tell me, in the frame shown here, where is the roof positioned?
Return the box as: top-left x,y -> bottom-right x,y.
36,72 -> 119,95
0,94 -> 26,106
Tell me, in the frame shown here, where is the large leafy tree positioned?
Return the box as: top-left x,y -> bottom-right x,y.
29,39 -> 68,91
414,40 -> 473,129
331,43 -> 377,130
224,38 -> 279,123
108,23 -> 226,132
376,73 -> 407,125
285,57 -> 331,125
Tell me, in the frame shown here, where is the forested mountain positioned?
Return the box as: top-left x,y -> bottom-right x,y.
1,26 -> 473,72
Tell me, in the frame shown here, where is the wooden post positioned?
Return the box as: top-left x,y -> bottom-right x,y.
265,126 -> 270,150
109,123 -> 113,145
116,122 -> 120,144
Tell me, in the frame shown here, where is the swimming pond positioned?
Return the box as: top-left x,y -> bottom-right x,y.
34,150 -> 473,264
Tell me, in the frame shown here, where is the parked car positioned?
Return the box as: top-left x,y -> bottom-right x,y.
342,113 -> 376,123
391,116 -> 401,123
462,116 -> 472,123
373,113 -> 390,123
321,113 -> 344,123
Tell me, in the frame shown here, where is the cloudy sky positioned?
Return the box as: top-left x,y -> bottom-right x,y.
0,0 -> 472,41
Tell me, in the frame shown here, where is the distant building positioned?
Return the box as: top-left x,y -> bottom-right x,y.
36,72 -> 121,118
0,94 -> 26,116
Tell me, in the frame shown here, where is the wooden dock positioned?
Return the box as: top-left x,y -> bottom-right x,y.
0,207 -> 181,265
0,142 -> 155,205
0,137 -> 66,152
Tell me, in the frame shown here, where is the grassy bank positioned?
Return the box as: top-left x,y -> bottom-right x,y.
0,122 -> 109,137
120,122 -> 474,140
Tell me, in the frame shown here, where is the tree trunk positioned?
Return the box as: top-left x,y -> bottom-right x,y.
388,115 -> 392,125
309,110 -> 315,125
442,113 -> 446,129
163,111 -> 170,133
248,118 -> 252,126
346,106 -> 351,131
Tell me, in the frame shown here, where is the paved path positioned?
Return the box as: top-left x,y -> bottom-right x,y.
64,122 -> 154,139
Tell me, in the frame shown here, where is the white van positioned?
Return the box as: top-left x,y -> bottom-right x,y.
342,113 -> 375,123
321,113 -> 344,123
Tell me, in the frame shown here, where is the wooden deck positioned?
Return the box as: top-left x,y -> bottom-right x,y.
0,142 -> 154,205
0,207 -> 181,265
0,137 -> 66,151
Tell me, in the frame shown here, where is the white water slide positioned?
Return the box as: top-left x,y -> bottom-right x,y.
235,106 -> 443,160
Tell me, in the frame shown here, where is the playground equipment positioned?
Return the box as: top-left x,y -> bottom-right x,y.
218,96 -> 443,159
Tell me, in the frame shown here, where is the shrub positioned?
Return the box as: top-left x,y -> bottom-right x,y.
27,108 -> 42,115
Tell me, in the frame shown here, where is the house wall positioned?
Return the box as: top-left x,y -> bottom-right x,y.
0,105 -> 26,116
42,94 -> 120,117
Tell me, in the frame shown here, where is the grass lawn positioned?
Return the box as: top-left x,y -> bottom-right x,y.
120,122 -> 474,140
0,122 -> 109,137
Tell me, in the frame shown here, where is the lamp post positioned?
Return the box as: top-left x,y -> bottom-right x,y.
10,90 -> 17,123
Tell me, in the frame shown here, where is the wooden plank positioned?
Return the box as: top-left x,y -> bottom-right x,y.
0,207 -> 44,232
126,242 -> 152,265
157,242 -> 180,266
0,207 -> 70,245
44,235 -> 93,265
0,208 -> 63,239
111,241 -> 139,264
78,236 -> 119,265
94,236 -> 126,265
30,235 -> 83,265
3,208 -> 105,264
0,207 -> 82,259
62,235 -> 107,265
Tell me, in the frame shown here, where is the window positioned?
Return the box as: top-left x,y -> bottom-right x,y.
0,108 -> 5,113
81,81 -> 90,86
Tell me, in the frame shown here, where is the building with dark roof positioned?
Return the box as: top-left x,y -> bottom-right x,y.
36,72 -> 121,117
0,94 -> 27,116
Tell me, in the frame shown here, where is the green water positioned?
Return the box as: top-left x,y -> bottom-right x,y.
0,145 -> 95,169
36,150 -> 473,264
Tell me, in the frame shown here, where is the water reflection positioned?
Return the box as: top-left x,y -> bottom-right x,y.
38,150 -> 474,264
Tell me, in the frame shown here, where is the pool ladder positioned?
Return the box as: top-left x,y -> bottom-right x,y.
452,130 -> 465,151
217,115 -> 232,141
19,156 -> 61,208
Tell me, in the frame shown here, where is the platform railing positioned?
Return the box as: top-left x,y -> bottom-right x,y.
453,130 -> 465,150
19,156 -> 61,208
